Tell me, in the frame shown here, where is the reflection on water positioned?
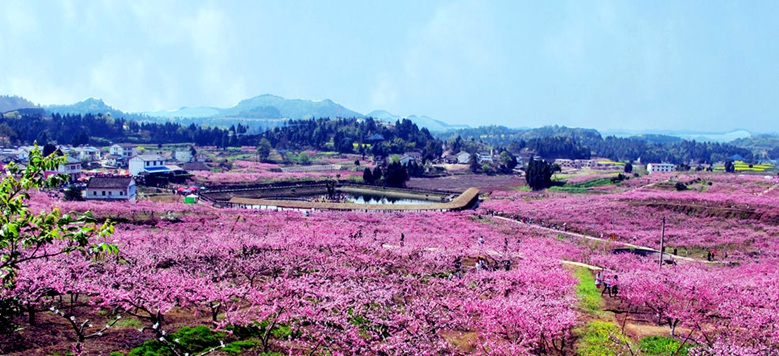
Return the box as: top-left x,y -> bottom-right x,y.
345,193 -> 430,205
272,192 -> 436,204
278,193 -> 432,205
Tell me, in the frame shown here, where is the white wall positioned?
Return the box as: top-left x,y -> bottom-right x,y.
129,157 -> 166,176
85,187 -> 134,201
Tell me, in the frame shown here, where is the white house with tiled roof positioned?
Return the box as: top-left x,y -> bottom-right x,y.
85,176 -> 136,202
57,156 -> 82,181
109,144 -> 138,158
128,154 -> 170,176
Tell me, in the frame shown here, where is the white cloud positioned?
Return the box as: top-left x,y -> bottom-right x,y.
183,5 -> 246,105
59,0 -> 77,24
5,76 -> 78,106
369,0 -> 502,120
370,73 -> 398,109
1,0 -> 38,36
403,0 -> 499,83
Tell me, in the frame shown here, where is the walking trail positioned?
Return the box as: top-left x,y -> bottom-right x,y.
492,215 -> 704,263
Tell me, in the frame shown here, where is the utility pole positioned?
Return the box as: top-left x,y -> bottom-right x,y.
659,216 -> 666,267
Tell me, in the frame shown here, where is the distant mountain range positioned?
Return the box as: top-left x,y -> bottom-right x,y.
46,97 -> 128,118
0,95 -> 38,112
144,94 -> 472,132
4,93 -> 468,133
145,94 -> 362,121
366,110 -> 469,132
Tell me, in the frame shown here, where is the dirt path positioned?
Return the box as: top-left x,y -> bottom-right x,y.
758,182 -> 779,196
492,215 -> 706,264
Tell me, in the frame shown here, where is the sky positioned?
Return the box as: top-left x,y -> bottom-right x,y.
1,0 -> 778,133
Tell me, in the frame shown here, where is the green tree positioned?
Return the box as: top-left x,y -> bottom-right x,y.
624,162 -> 633,173
71,131 -> 90,146
383,161 -> 409,188
724,160 -> 736,173
469,153 -> 481,173
256,138 -> 272,162
42,143 -> 59,157
362,167 -> 374,184
525,158 -> 560,190
63,186 -> 84,201
1,146 -> 115,331
296,152 -> 311,165
498,150 -> 518,173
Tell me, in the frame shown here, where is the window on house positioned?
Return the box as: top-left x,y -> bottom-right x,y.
93,191 -> 97,195
145,161 -> 149,166
109,191 -> 112,195
102,191 -> 105,196
120,191 -> 124,196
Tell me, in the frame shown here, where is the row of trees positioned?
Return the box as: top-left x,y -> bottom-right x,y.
362,161 -> 411,188
4,189 -> 581,354
0,147 -> 115,332
0,112 -> 261,148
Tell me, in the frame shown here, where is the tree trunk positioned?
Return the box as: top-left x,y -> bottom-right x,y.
28,306 -> 36,325
668,318 -> 678,337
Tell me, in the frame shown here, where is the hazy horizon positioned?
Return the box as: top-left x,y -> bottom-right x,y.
1,1 -> 777,133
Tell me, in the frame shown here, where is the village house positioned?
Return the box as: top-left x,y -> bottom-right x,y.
400,155 -> 417,166
442,151 -> 458,164
456,151 -> 471,164
399,151 -> 422,166
181,161 -> 211,171
553,158 -> 620,170
647,163 -> 677,174
74,146 -> 102,162
128,154 -> 170,176
57,156 -> 83,182
12,146 -> 33,161
173,150 -> 193,163
476,152 -> 494,164
103,154 -> 128,169
85,176 -> 136,202
109,144 -> 138,158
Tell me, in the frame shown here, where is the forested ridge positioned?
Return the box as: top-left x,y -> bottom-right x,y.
259,117 -> 443,160
0,112 -> 257,147
445,125 -> 758,164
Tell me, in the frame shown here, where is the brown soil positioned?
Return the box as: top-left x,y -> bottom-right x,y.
0,306 -> 215,355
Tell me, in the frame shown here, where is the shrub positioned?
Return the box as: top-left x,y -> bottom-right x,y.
576,320 -> 632,356
639,336 -> 692,355
114,316 -> 143,328
127,326 -> 226,356
222,340 -> 262,355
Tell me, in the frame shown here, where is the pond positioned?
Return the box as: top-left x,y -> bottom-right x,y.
344,193 -> 432,205
272,192 -> 434,205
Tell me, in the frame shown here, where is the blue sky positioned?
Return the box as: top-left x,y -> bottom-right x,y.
1,0 -> 777,132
